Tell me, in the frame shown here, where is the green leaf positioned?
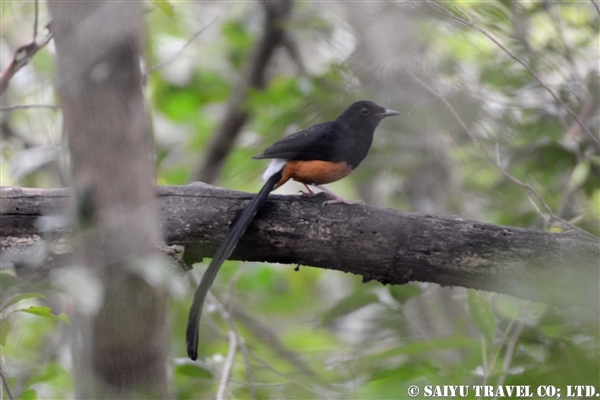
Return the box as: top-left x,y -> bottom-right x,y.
221,20 -> 253,70
361,361 -> 441,400
0,271 -> 27,292
2,292 -> 46,312
19,389 -> 38,400
541,324 -> 570,339
388,284 -> 423,303
17,306 -> 71,326
368,336 -> 479,361
175,362 -> 213,379
1,318 -> 10,346
494,294 -> 523,320
27,362 -> 65,387
467,290 -> 497,342
150,0 -> 174,17
568,162 -> 590,190
368,361 -> 439,383
320,291 -> 379,326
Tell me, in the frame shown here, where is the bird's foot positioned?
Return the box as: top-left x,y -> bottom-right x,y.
313,184 -> 362,206
298,183 -> 316,196
323,197 -> 358,206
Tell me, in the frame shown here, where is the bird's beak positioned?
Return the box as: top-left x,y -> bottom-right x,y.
379,109 -> 401,118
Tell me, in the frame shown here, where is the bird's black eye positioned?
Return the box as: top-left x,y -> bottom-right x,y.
360,108 -> 370,116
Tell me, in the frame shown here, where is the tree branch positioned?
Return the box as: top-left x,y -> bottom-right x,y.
2,185 -> 598,313
144,15 -> 219,78
193,0 -> 295,183
426,0 -> 600,149
0,1 -> 53,95
591,0 -> 600,17
216,331 -> 237,400
407,71 -> 590,237
207,293 -> 257,400
0,362 -> 15,400
0,104 -> 62,112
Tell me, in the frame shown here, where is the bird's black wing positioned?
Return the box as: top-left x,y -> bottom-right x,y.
252,121 -> 354,163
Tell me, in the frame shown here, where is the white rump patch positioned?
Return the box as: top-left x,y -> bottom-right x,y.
263,158 -> 287,180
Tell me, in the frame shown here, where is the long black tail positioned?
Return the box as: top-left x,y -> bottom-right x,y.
186,170 -> 283,360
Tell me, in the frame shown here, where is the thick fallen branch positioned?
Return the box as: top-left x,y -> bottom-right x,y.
1,185 -> 598,312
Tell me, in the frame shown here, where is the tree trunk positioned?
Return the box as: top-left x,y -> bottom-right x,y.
46,1 -> 167,397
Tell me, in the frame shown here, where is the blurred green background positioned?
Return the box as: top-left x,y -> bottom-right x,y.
1,1 -> 598,398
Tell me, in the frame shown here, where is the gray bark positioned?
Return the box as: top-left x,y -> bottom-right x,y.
2,184 -> 598,313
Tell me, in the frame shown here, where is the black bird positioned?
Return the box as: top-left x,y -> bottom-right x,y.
187,100 -> 400,360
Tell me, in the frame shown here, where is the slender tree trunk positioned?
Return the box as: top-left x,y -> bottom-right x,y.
47,1 -> 167,397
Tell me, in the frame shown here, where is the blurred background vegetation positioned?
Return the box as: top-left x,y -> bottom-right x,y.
1,1 -> 598,398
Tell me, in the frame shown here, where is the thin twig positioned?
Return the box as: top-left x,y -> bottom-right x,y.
526,195 -> 549,227
216,331 -> 237,400
0,104 -> 62,112
33,0 -> 39,39
565,97 -> 598,142
249,353 -> 325,396
232,307 -> 317,378
0,11 -> 53,95
481,300 -> 521,398
408,70 -> 595,238
189,266 -> 257,400
479,336 -> 489,391
0,362 -> 15,400
495,320 -> 525,391
209,293 -> 257,400
145,15 -> 219,76
426,0 -> 600,149
591,0 -> 600,16
486,307 -> 518,396
209,292 -> 318,395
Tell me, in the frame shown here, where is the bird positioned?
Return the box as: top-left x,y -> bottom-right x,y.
186,100 -> 400,360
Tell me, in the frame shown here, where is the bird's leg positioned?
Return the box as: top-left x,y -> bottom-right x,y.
299,184 -> 315,196
313,184 -> 360,205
